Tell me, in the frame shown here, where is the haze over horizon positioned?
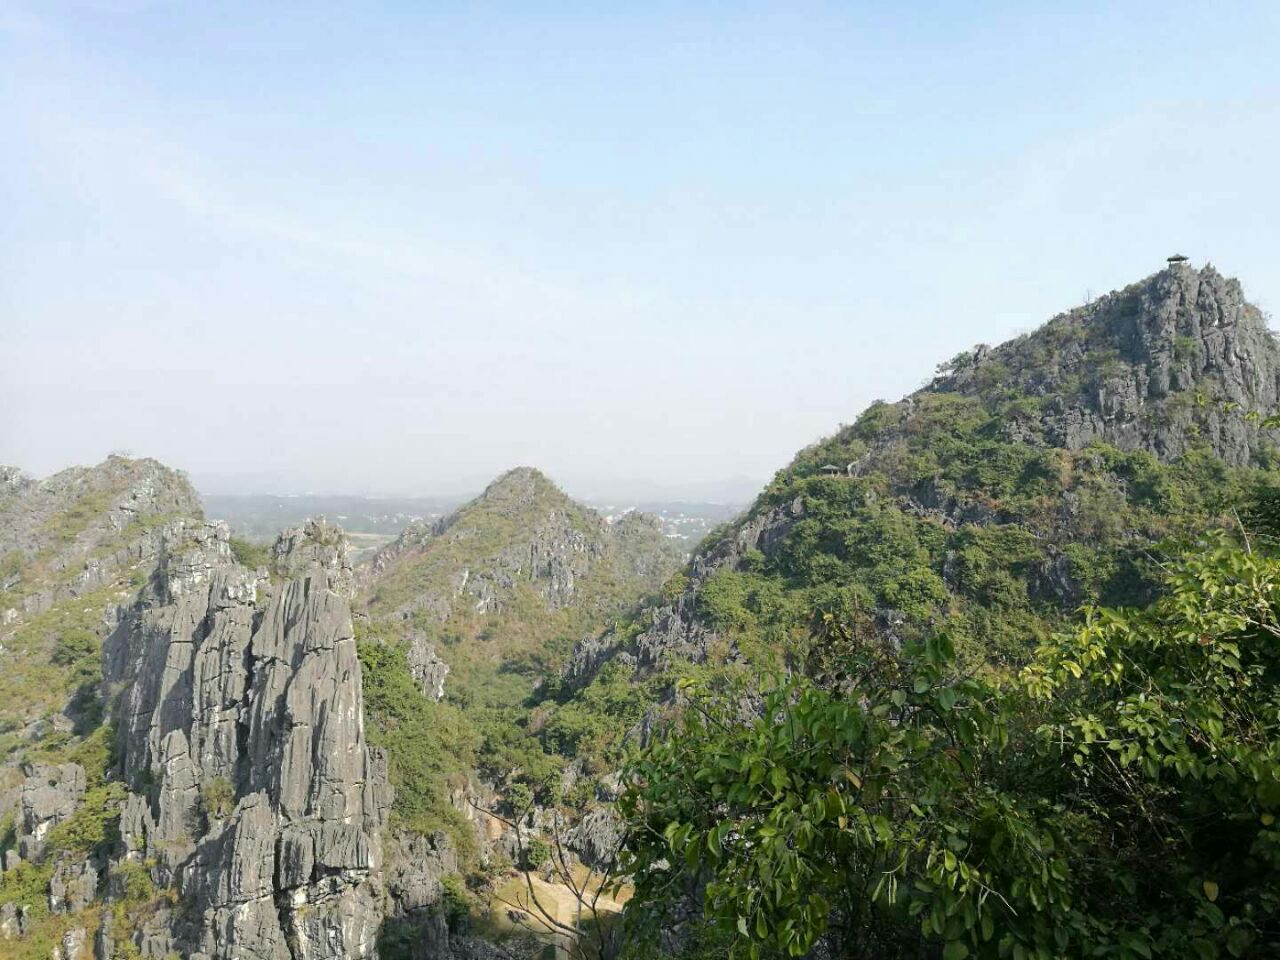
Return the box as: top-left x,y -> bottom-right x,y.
4,1 -> 1279,497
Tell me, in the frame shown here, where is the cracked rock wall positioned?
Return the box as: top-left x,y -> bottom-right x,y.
102,518 -> 390,960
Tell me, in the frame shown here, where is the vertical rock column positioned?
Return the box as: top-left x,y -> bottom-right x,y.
103,519 -> 390,960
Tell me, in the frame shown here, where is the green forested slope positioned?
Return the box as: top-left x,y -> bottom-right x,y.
356,467 -> 684,854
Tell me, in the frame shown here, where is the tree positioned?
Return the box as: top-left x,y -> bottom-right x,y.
619,623 -> 1052,959
619,532 -> 1280,959
476,792 -> 628,960
1020,530 -> 1280,958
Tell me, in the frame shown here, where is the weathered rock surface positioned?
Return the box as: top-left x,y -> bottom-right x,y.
0,456 -> 202,619
49,855 -> 99,914
52,925 -> 88,960
932,263 -> 1280,466
382,832 -> 459,960
14,762 -> 86,862
0,901 -> 30,939
407,632 -> 451,701
566,807 -> 625,869
0,464 -> 490,958
101,518 -> 391,959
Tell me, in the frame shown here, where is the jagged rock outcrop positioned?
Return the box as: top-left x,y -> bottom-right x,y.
0,456 -> 203,618
566,807 -> 625,870
0,902 -> 30,939
52,925 -> 89,960
49,855 -> 99,914
931,263 -> 1280,466
100,517 -> 391,959
407,632 -> 451,701
382,833 -> 458,960
10,762 -> 87,864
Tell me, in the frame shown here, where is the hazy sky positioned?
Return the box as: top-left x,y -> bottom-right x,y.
3,1 -> 1278,499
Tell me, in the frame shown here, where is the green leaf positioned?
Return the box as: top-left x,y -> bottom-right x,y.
1203,879 -> 1219,902
1226,927 -> 1251,957
943,942 -> 970,960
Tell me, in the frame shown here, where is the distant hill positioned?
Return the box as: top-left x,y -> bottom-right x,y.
202,490 -> 740,548
359,467 -> 685,700
350,467 -> 686,879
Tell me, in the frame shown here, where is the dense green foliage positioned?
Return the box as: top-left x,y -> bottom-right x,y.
357,472 -> 682,859
228,535 -> 271,569
357,614 -> 662,859
651,382 -> 1278,698
357,628 -> 487,855
620,533 -> 1280,958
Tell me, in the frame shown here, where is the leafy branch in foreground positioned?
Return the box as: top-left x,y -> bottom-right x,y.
619,532 -> 1280,959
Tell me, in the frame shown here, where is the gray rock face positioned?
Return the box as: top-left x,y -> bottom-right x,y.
49,856 -> 99,914
935,264 -> 1280,466
385,833 -> 456,916
381,832 -> 522,960
0,456 -> 203,619
101,518 -> 392,960
566,807 -> 625,869
272,517 -> 355,595
0,901 -> 30,939
52,925 -> 88,960
407,633 -> 450,701
15,762 -> 86,862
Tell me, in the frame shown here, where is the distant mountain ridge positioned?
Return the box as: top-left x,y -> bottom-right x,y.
203,490 -> 739,548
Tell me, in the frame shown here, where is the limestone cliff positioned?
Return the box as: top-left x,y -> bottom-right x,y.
100,517 -> 388,959
0,455 -> 202,619
929,262 -> 1279,465
0,460 -> 403,960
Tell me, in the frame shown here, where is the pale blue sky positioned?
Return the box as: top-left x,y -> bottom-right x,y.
2,1 -> 1278,499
